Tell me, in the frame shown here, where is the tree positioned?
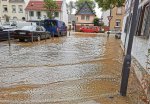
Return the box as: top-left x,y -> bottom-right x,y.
75,0 -> 95,11
43,0 -> 58,19
67,1 -> 75,14
95,0 -> 125,11
93,18 -> 100,26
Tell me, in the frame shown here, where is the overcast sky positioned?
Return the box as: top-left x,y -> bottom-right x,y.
66,0 -> 102,18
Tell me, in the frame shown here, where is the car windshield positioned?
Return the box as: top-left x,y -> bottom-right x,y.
21,26 -> 36,31
44,21 -> 57,27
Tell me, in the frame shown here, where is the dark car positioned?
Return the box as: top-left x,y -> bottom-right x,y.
13,26 -> 50,42
0,27 -> 16,41
0,26 -> 3,31
44,19 -> 67,37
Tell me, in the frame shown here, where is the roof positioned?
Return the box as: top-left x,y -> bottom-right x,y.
25,1 -> 63,11
75,1 -> 96,16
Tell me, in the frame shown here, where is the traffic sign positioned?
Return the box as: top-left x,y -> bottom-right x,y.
107,16 -> 113,21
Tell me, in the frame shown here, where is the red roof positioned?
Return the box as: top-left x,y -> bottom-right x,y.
25,1 -> 62,11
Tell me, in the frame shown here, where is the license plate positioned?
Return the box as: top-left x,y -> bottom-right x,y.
19,32 -> 25,34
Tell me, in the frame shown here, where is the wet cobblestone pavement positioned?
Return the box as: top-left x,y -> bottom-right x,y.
0,32 -> 146,104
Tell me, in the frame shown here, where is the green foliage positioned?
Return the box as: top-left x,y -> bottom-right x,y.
95,0 -> 125,11
44,0 -> 58,19
75,0 -> 95,11
93,18 -> 100,26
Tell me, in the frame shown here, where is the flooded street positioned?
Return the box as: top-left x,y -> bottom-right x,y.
0,32 -> 144,104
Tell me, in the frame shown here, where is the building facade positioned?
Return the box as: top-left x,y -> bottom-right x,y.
75,2 -> 96,31
121,0 -> 150,97
0,0 -> 26,22
25,0 -> 68,25
102,6 -> 125,32
101,10 -> 110,27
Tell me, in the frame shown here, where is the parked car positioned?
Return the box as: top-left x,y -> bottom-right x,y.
2,22 -> 17,29
44,19 -> 67,37
0,26 -> 3,31
79,26 -> 100,33
13,26 -> 50,42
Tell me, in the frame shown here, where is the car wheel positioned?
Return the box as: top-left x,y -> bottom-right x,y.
47,33 -> 50,39
37,35 -> 41,41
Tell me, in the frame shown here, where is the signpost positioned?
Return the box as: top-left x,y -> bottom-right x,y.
107,16 -> 113,21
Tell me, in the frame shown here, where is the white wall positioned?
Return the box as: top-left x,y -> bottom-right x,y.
101,10 -> 110,26
121,0 -> 150,74
61,0 -> 68,26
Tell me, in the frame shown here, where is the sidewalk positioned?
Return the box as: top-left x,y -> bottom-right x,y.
99,34 -> 148,104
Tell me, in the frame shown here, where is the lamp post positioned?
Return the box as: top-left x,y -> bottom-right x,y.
120,0 -> 139,96
107,3 -> 113,37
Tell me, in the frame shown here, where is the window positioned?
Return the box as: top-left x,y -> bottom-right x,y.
3,5 -> 8,12
29,11 -> 34,17
18,5 -> 23,13
116,7 -> 122,15
115,19 -> 121,27
37,11 -> 41,19
124,13 -> 132,33
54,12 -> 59,17
141,5 -> 150,37
136,4 -> 150,38
81,15 -> 85,20
86,16 -> 90,21
12,5 -> 16,13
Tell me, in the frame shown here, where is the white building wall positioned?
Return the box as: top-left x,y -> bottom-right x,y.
101,10 -> 110,26
61,0 -> 68,26
0,0 -> 26,21
121,0 -> 150,73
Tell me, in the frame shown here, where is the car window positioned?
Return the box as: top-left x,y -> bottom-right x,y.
44,21 -> 57,27
41,27 -> 46,31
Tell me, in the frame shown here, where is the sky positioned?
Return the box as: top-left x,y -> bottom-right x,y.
66,0 -> 102,18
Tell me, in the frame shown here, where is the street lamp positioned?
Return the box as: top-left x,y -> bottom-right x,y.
120,0 -> 139,96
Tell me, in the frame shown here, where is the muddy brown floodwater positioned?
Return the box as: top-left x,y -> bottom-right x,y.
0,32 -> 145,104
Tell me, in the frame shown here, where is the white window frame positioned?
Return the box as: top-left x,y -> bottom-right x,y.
12,5 -> 16,13
3,5 -> 8,12
18,5 -> 23,13
115,19 -> 121,27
